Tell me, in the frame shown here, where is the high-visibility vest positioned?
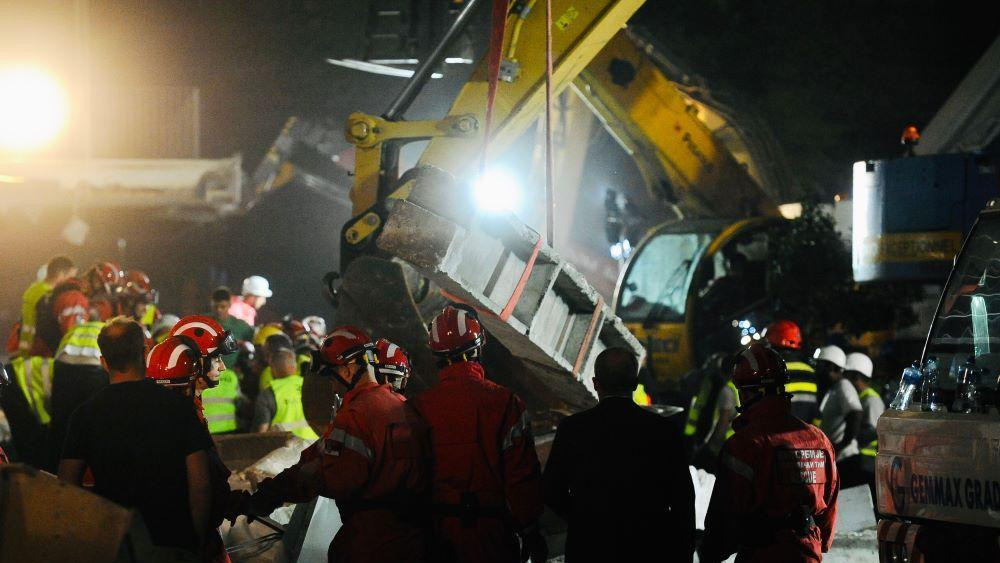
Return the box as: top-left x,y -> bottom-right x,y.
633,383 -> 652,406
859,387 -> 880,457
12,356 -> 54,424
56,321 -> 105,361
270,375 -> 318,440
685,378 -> 738,441
785,362 -> 821,426
140,304 -> 158,330
202,369 -> 239,434
18,281 -> 52,355
259,366 -> 273,391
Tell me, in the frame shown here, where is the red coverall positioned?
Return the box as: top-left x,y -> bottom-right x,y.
411,361 -> 542,563
254,381 -> 430,563
701,395 -> 839,563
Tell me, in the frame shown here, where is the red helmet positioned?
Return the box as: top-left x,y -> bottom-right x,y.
318,326 -> 374,366
170,315 -> 237,359
122,270 -> 158,303
316,326 -> 375,390
146,336 -> 201,389
733,343 -> 788,391
283,318 -> 318,351
764,319 -> 802,350
374,338 -> 411,392
428,305 -> 485,360
87,262 -> 124,295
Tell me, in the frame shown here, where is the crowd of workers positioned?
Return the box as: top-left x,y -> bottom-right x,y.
0,254 -> 887,562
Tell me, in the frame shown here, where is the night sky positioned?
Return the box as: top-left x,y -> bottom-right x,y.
1,0 -> 998,334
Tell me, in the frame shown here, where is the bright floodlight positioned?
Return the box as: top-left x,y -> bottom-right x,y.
474,168 -> 521,213
0,67 -> 68,153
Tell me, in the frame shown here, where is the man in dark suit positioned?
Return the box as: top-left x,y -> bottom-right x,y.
542,347 -> 695,562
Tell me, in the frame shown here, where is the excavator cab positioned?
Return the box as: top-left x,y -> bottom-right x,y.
614,217 -> 786,401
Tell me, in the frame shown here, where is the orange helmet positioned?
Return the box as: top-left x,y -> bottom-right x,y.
146,337 -> 201,389
764,319 -> 802,350
901,125 -> 920,144
316,326 -> 375,390
374,338 -> 411,392
733,343 -> 788,392
427,305 -> 485,362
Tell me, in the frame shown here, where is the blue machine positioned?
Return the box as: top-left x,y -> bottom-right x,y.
852,153 -> 998,282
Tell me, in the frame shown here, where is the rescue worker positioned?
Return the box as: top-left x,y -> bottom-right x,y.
373,337 -> 411,393
252,323 -> 289,393
30,275 -> 89,357
302,315 -> 327,342
44,317 -> 109,471
17,255 -> 76,357
684,352 -> 738,471
231,326 -> 430,563
844,352 -> 882,496
229,275 -> 272,326
170,315 -> 243,435
412,305 -> 547,563
2,354 -> 54,466
700,343 -> 839,563
152,314 -> 181,344
121,269 -> 159,329
252,346 -> 319,440
210,287 -> 254,370
765,319 -> 821,425
147,334 -> 234,562
82,261 -> 125,322
59,318 -> 215,558
815,345 -> 865,488
284,317 -> 319,373
543,347 -> 694,562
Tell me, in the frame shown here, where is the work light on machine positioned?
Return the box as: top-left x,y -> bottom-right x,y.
0,66 -> 68,153
474,168 -> 522,214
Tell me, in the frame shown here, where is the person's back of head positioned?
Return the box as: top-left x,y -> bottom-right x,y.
271,348 -> 298,378
593,347 -> 639,398
98,316 -> 147,379
264,333 -> 294,362
46,255 -> 76,283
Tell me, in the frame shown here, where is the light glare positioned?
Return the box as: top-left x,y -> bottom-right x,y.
0,67 -> 68,153
474,168 -> 521,213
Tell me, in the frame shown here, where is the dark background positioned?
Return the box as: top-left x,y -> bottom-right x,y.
1,0 -> 997,339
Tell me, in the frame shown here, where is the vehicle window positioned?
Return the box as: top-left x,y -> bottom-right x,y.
926,219 -> 1000,387
695,230 -> 770,320
618,232 -> 714,323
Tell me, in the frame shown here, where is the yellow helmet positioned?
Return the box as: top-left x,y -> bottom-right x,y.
253,323 -> 285,347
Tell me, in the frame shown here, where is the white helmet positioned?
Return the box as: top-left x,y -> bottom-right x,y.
302,315 -> 327,337
845,352 -> 874,378
813,345 -> 846,370
242,275 -> 273,298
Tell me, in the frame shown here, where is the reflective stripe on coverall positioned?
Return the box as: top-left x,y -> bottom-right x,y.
254,381 -> 430,563
411,360 -> 543,563
701,395 -> 839,563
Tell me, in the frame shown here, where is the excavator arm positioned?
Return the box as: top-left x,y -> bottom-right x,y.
334,0 -> 647,413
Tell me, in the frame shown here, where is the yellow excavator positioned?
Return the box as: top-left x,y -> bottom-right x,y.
256,0 -> 793,411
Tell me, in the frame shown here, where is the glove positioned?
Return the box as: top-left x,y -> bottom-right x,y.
223,490 -> 252,524
519,525 -> 548,563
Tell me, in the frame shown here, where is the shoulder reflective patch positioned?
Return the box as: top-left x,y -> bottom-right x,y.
775,448 -> 827,485
721,452 -> 755,482
326,427 -> 374,460
502,409 -> 531,451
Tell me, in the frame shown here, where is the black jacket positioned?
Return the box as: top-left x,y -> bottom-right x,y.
542,396 -> 695,562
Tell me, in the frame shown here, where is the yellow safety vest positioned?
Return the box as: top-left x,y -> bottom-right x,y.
270,375 -> 318,440
785,362 -> 820,425
56,321 -> 105,361
259,366 -> 273,391
18,281 -> 52,355
685,379 -> 738,440
859,387 -> 880,457
140,304 -> 158,330
12,356 -> 54,424
202,369 -> 239,434
633,383 -> 652,406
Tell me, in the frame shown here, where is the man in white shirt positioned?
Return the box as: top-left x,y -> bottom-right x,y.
815,345 -> 866,488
